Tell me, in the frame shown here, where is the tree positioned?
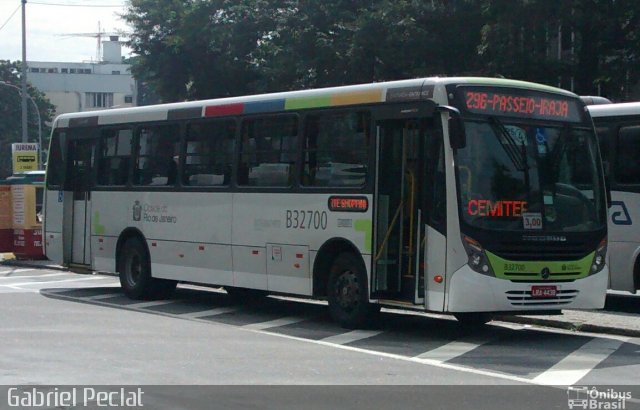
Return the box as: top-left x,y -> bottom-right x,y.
0,60 -> 55,179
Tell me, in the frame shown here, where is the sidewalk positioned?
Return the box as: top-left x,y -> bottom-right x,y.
1,257 -> 638,338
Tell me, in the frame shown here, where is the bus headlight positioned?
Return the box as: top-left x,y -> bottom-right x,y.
462,235 -> 495,276
591,237 -> 607,274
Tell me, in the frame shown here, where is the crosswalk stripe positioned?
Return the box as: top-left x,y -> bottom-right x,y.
127,300 -> 175,309
0,272 -> 67,280
0,276 -> 105,287
0,268 -> 39,276
244,317 -> 307,330
183,307 -> 237,318
531,337 -> 627,385
415,339 -> 490,362
320,330 -> 383,345
85,293 -> 123,301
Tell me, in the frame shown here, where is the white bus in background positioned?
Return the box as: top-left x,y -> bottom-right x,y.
587,102 -> 640,294
44,77 -> 609,328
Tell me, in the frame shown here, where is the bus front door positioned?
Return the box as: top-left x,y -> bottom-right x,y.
371,119 -> 424,303
65,138 -> 96,266
373,113 -> 447,308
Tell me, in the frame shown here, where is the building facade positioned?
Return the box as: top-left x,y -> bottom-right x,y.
27,37 -> 136,116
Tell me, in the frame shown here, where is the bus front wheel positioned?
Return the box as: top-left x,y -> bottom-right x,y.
119,237 -> 176,300
327,253 -> 379,329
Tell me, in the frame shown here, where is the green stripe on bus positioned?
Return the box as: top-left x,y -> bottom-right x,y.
353,219 -> 372,253
285,96 -> 333,110
486,251 -> 593,281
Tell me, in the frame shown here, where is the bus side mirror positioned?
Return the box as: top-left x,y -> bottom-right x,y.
435,105 -> 466,149
449,116 -> 466,149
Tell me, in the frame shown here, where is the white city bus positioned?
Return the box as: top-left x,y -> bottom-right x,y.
44,77 -> 609,327
587,102 -> 640,294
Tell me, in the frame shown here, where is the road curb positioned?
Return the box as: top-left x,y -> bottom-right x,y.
496,315 -> 640,338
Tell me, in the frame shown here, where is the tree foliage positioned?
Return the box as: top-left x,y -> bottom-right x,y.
0,60 -> 55,179
121,0 -> 640,102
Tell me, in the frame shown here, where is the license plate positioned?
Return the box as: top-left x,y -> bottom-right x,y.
531,285 -> 557,298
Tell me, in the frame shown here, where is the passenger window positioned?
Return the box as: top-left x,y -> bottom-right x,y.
184,120 -> 235,186
97,129 -> 132,186
614,125 -> 640,184
133,124 -> 181,186
237,115 -> 298,187
302,111 -> 369,187
46,130 -> 67,189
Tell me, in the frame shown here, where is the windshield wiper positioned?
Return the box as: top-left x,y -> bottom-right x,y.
488,117 -> 528,172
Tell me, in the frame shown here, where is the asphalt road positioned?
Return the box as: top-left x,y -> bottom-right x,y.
1,266 -> 639,409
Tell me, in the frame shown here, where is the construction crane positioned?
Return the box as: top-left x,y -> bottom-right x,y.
58,22 -> 120,62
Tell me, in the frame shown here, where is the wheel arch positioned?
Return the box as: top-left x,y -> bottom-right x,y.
312,237 -> 366,298
115,227 -> 148,273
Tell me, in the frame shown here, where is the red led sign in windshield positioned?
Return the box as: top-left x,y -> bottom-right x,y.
458,87 -> 582,122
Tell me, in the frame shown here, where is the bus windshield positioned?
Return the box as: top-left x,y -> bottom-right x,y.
455,119 -> 606,233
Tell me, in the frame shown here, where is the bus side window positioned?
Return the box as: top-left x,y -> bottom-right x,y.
301,111 -> 369,187
98,129 -> 132,186
238,115 -> 298,187
46,130 -> 67,189
183,120 -> 235,187
134,124 -> 181,186
614,125 -> 640,185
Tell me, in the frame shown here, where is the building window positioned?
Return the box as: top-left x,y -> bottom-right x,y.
61,68 -> 68,73
86,92 -> 114,108
30,68 -> 39,73
112,70 -> 121,75
47,68 -> 57,73
69,69 -> 76,74
124,95 -> 133,104
83,69 -> 92,74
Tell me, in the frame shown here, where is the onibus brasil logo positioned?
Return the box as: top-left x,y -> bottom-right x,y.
567,386 -> 632,409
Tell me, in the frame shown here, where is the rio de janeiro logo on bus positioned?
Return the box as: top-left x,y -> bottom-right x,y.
133,201 -> 142,221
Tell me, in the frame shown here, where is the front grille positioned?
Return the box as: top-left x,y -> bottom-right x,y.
505,289 -> 579,306
491,246 -> 589,261
502,271 -> 582,279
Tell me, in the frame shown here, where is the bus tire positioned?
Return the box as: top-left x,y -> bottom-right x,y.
119,237 -> 175,300
327,253 -> 379,329
454,313 -> 492,328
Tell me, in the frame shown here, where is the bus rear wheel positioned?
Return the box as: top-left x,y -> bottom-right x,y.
119,237 -> 176,300
327,253 -> 379,329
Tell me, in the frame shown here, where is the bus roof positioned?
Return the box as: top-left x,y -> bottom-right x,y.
53,76 -> 579,128
587,101 -> 640,118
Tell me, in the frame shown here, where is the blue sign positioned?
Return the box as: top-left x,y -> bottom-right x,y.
610,201 -> 632,225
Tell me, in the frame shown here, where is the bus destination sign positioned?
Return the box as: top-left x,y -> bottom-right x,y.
328,196 -> 369,212
458,87 -> 583,122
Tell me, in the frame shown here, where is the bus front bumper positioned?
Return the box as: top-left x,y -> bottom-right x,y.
446,265 -> 608,313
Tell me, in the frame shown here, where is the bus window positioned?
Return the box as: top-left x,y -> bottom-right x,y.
97,128 -> 132,186
614,125 -> 640,185
238,115 -> 298,187
46,130 -> 67,189
134,124 -> 181,186
302,111 -> 369,187
184,120 -> 235,187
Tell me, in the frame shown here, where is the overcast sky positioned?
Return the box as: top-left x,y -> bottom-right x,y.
0,0 -> 132,63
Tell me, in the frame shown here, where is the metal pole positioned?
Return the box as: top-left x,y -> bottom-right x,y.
21,0 -> 28,143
